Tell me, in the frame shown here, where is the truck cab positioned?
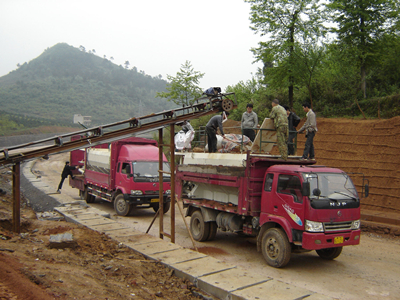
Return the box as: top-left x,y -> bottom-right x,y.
113,144 -> 172,215
258,165 -> 363,267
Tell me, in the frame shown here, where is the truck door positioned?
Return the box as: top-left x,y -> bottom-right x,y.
276,174 -> 304,230
115,162 -> 132,192
261,173 -> 275,214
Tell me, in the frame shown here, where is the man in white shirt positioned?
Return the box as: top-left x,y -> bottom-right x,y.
297,103 -> 317,160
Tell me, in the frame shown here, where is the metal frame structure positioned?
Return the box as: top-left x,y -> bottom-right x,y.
0,93 -> 237,235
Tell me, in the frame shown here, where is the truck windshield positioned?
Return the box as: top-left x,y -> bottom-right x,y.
132,162 -> 171,178
302,172 -> 359,200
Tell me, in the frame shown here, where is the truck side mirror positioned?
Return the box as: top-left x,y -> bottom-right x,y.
364,184 -> 369,197
302,182 -> 310,197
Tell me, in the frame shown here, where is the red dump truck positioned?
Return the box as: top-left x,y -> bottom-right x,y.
176,152 -> 368,267
69,137 -> 171,216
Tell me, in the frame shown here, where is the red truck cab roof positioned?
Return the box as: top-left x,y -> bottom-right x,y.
119,144 -> 168,162
267,164 -> 344,174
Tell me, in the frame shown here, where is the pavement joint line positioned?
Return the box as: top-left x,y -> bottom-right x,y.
169,256 -> 208,265
196,266 -> 237,278
293,293 -> 313,300
231,278 -> 273,292
83,222 -> 119,227
145,247 -> 185,256
100,227 -> 131,232
123,239 -> 164,246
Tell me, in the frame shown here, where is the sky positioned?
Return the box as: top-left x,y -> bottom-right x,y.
0,0 -> 263,91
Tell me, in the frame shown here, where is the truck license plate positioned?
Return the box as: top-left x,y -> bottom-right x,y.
334,236 -> 343,244
151,198 -> 159,203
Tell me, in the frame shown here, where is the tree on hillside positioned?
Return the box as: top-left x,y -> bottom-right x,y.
326,0 -> 400,99
124,61 -> 130,69
294,41 -> 326,107
245,0 -> 327,108
156,61 -> 204,107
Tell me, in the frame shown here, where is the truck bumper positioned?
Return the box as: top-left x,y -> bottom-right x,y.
302,230 -> 361,250
124,194 -> 170,205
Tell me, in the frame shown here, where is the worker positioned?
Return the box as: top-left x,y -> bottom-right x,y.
203,87 -> 221,98
297,102 -> 317,160
269,99 -> 289,160
206,111 -> 229,153
241,103 -> 259,142
283,105 -> 300,155
57,161 -> 78,193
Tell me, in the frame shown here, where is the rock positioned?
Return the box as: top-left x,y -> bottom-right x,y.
48,232 -> 77,249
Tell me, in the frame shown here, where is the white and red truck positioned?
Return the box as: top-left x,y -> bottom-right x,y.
69,137 -> 171,216
176,152 -> 368,267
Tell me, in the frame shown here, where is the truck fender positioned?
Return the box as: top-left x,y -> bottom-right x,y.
113,189 -> 124,201
257,215 -> 293,252
115,186 -> 128,195
185,206 -> 218,222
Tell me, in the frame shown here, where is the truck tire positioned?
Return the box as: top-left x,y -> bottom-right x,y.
207,221 -> 218,241
114,194 -> 131,216
261,228 -> 291,268
316,247 -> 343,260
84,187 -> 95,203
151,202 -> 171,214
190,211 -> 210,242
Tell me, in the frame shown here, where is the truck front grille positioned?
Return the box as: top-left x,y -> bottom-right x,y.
145,190 -> 159,195
323,221 -> 352,232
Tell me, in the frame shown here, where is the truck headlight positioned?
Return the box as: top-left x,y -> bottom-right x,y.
164,190 -> 171,195
130,190 -> 143,195
351,219 -> 360,230
305,220 -> 324,232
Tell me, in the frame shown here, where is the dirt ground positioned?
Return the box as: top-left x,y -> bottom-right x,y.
0,173 -> 209,300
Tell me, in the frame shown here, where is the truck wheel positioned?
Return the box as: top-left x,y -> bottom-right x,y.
316,247 -> 343,260
151,202 -> 171,214
114,194 -> 131,216
261,228 -> 291,268
84,187 -> 95,203
190,211 -> 210,242
207,221 -> 218,241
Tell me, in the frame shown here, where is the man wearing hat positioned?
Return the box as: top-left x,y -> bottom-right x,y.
57,161 -> 78,193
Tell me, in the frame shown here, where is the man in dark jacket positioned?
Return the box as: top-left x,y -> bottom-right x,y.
206,111 -> 229,153
283,105 -> 301,155
57,161 -> 78,193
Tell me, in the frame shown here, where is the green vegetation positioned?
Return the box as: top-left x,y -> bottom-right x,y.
240,0 -> 400,119
0,43 -> 174,134
156,61 -> 204,107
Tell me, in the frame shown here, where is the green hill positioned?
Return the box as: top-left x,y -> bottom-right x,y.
0,43 -> 173,128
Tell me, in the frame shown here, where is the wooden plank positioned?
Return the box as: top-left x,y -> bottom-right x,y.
251,118 -> 277,154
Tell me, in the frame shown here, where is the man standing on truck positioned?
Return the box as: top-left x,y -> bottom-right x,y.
297,102 -> 317,160
206,111 -> 229,153
57,161 -> 78,193
269,99 -> 289,160
283,105 -> 300,155
241,103 -> 259,142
